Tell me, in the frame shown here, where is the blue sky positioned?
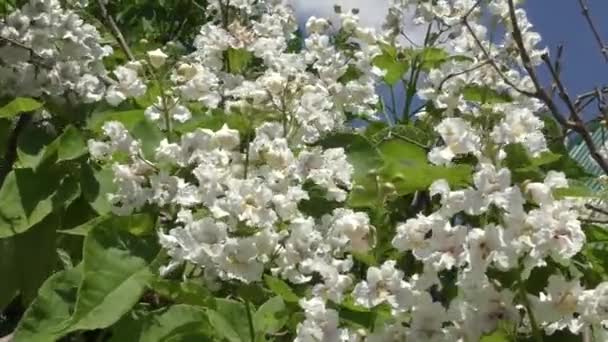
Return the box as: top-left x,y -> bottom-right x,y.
526,0 -> 608,97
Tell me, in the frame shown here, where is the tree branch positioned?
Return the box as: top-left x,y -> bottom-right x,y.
460,2 -> 537,98
577,0 -> 608,62
95,0 -> 135,61
507,0 -> 608,175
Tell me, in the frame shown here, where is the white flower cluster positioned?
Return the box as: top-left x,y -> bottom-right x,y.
100,0 -> 381,144
0,0 -> 112,101
92,119 -> 375,290
32,0 -> 605,339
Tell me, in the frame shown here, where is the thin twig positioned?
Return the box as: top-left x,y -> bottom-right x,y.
95,0 -> 135,61
437,60 -> 491,91
460,3 -> 536,97
507,0 -> 608,175
586,203 -> 608,217
549,44 -> 564,98
577,0 -> 608,62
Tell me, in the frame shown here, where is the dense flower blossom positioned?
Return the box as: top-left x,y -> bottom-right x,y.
9,0 -> 605,340
0,0 -> 111,100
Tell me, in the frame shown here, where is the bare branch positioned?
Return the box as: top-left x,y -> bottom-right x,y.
95,0 -> 135,61
507,0 -> 608,174
577,0 -> 608,62
460,12 -> 536,97
437,60 -> 491,91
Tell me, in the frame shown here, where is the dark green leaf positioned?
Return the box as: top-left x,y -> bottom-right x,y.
0,169 -> 79,238
80,163 -> 117,215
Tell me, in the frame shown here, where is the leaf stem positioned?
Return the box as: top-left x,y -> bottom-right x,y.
244,298 -> 256,342
517,272 -> 543,342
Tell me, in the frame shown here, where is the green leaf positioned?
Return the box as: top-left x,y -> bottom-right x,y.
418,47 -> 449,70
338,65 -> 363,84
59,213 -> 156,237
132,118 -> 164,160
16,124 -> 56,169
149,278 -> 212,307
60,220 -> 160,334
0,119 -> 11,154
12,266 -> 82,342
87,109 -> 146,133
214,298 -> 252,342
206,308 -> 243,342
553,185 -> 595,199
373,47 -> 410,85
263,275 -> 299,303
0,238 -> 19,310
13,214 -> 60,305
0,98 -> 42,118
0,169 -> 80,238
56,125 -> 87,162
480,328 -> 511,342
80,163 -> 117,215
227,48 -> 254,74
462,85 -> 512,104
319,133 -> 382,182
138,305 -> 212,342
381,163 -> 473,195
254,297 -> 287,335
378,139 -> 427,166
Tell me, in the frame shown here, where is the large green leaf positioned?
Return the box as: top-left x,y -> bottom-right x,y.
0,98 -> 42,118
56,125 -> 87,162
14,214 -> 60,305
0,238 -> 19,310
210,298 -> 252,342
0,168 -> 79,238
61,221 -> 160,333
132,118 -> 164,160
378,139 -> 427,166
87,109 -> 146,133
149,278 -> 212,307
373,45 -> 410,85
16,124 -> 56,169
12,266 -> 82,342
80,163 -> 117,215
254,296 -> 287,335
60,213 -> 156,237
263,275 -> 299,303
138,305 -> 212,342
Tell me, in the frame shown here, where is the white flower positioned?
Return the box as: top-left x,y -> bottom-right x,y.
429,117 -> 480,165
352,260 -> 412,309
105,66 -> 147,106
533,274 -> 585,335
147,48 -> 168,68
